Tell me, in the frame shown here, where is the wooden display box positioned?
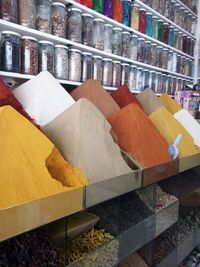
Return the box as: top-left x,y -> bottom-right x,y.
179,153 -> 200,173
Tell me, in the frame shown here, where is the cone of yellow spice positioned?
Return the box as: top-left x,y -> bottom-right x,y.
159,93 -> 182,115
0,106 -> 87,209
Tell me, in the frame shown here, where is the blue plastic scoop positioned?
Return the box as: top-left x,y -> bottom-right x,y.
168,134 -> 182,160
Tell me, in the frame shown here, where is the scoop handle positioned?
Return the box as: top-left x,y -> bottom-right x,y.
174,134 -> 182,147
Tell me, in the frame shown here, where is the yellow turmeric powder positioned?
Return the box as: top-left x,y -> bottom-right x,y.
0,106 -> 87,209
159,93 -> 182,115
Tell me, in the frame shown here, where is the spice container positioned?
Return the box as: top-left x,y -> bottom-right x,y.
113,0 -> 122,23
172,77 -> 177,95
137,38 -> 145,62
176,54 -> 181,73
190,39 -> 195,56
151,43 -> 157,66
93,18 -> 104,50
161,74 -> 168,93
104,24 -> 113,54
38,40 -> 54,74
183,10 -> 189,31
144,41 -> 152,65
122,0 -> 132,27
156,72 -> 162,93
131,4 -> 139,30
122,31 -> 131,58
178,32 -> 183,51
36,0 -> 52,33
1,31 -> 21,72
162,48 -> 169,69
129,35 -> 138,61
21,36 -> 38,75
19,0 -> 36,28
191,16 -> 196,35
92,55 -> 103,82
129,65 -> 137,91
172,52 -> 177,72
146,12 -> 152,37
93,0 -> 104,13
82,52 -> 93,82
143,69 -> 150,89
136,68 -> 144,91
179,7 -> 185,29
174,30 -> 179,49
164,0 -> 170,19
82,14 -> 94,47
102,58 -> 113,86
112,61 -> 121,87
169,0 -> 175,21
156,46 -> 162,68
150,71 -> 157,91
121,63 -> 130,85
158,20 -> 164,42
174,4 -> 180,25
54,45 -> 68,80
167,76 -> 173,95
152,0 -> 159,11
182,34 -> 187,53
180,56 -> 185,75
139,8 -> 146,34
152,16 -> 158,39
176,78 -> 182,91
104,0 -> 113,18
185,58 -> 190,76
168,26 -> 174,47
69,49 -> 81,82
158,0 -> 165,15
52,2 -> 66,38
81,0 -> 93,8
167,50 -> 173,71
186,14 -> 192,33
186,37 -> 191,55
163,23 -> 169,45
67,8 -> 82,43
112,28 -> 122,56
0,0 -> 18,23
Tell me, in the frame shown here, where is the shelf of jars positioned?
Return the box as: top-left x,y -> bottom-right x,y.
175,0 -> 198,17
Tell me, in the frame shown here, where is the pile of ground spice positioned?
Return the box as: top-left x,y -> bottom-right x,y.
108,103 -> 172,168
159,93 -> 182,115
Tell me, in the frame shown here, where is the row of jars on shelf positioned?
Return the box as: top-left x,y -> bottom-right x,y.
180,0 -> 197,14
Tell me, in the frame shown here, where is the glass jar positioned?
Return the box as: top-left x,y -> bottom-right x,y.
161,74 -> 168,93
81,52 -> 93,82
82,14 -> 94,47
0,0 -> 18,23
172,77 -> 177,95
176,54 -> 181,73
139,8 -> 146,34
174,4 -> 180,25
169,0 -> 175,21
152,16 -> 158,39
162,48 -> 169,69
190,39 -> 195,57
183,11 -> 189,31
52,2 -> 66,38
136,68 -> 144,92
112,28 -> 122,56
150,71 -> 157,91
144,41 -> 152,65
121,63 -> 130,85
137,38 -> 145,62
122,0 -> 131,27
168,50 -> 173,71
21,36 -> 38,75
167,76 -> 173,95
156,46 -> 162,68
158,19 -> 164,42
163,23 -> 169,45
113,0 -> 122,23
158,0 -> 165,15
81,0 -> 93,8
112,61 -> 121,87
176,78 -> 181,91
182,34 -> 187,53
168,26 -> 174,47
93,0 -> 104,13
186,37 -> 191,55
172,52 -> 177,72
179,7 -> 185,29
19,0 -> 36,28
143,69 -> 150,89
129,65 -> 137,91
178,32 -> 183,51
180,56 -> 185,75
152,0 -> 159,11
104,0 -> 113,18
69,49 -> 82,82
151,43 -> 157,66
54,45 -> 68,80
38,40 -> 54,75
104,24 -> 113,54
122,31 -> 131,58
67,8 -> 82,43
164,0 -> 170,19
129,35 -> 138,61
131,4 -> 139,31
156,72 -> 162,93
102,58 -> 113,86
1,31 -> 21,72
93,18 -> 104,50
174,30 -> 179,49
185,58 -> 190,77
36,0 -> 52,33
92,55 -> 103,83
146,12 -> 152,37
186,14 -> 192,33
191,16 -> 196,35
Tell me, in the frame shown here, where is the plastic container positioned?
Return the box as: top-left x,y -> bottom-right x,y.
21,36 -> 38,75
18,0 -> 36,28
164,0 -> 170,19
81,0 -> 93,8
122,0 -> 131,27
150,71 -> 157,91
151,43 -> 157,66
161,74 -> 168,94
178,32 -> 183,51
190,39 -> 195,57
69,48 -> 82,82
168,50 -> 173,71
122,31 -> 131,58
146,12 -> 152,37
162,48 -> 169,69
144,41 -> 152,65
179,7 -> 185,29
180,56 -> 185,75
137,38 -> 145,62
121,63 -> 130,85
104,24 -> 113,54
172,52 -> 177,72
81,52 -> 93,82
176,54 -> 181,73
174,30 -> 179,49
92,55 -> 103,83
156,46 -> 162,68
1,31 -> 21,72
182,34 -> 187,53
152,16 -> 158,39
163,23 -> 169,45
102,58 -> 113,86
172,77 -> 177,95
93,0 -> 104,13
174,4 -> 180,25
158,0 -> 165,15
52,2 -> 66,38
129,65 -> 137,91
143,69 -> 150,89
112,61 -> 121,87
54,45 -> 69,80
186,37 -> 191,55
82,14 -> 94,47
104,0 -> 113,18
136,68 -> 144,91
152,0 -> 159,11
93,18 -> 105,50
112,28 -> 122,56
36,0 -> 52,33
168,26 -> 174,47
0,0 -> 18,23
158,19 -> 164,42
113,0 -> 122,23
169,0 -> 175,21
38,40 -> 54,74
156,72 -> 162,93
67,8 -> 82,43
167,76 -> 173,95
131,4 -> 139,31
191,16 -> 196,35
129,35 -> 138,61
139,8 -> 146,34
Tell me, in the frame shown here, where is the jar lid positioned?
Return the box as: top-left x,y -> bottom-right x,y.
158,19 -> 164,22
113,27 -> 122,31
105,23 -> 113,28
180,6 -> 185,10
94,18 -> 104,23
103,58 -> 113,62
131,34 -> 138,38
121,63 -> 130,66
157,46 -> 162,48
52,2 -> 66,8
157,72 -> 162,74
145,40 -> 151,44
82,13 -> 94,18
163,22 -> 169,25
68,7 -> 82,13
133,4 -> 140,7
152,16 -> 158,19
93,55 -> 102,59
22,36 -> 38,42
178,31 -> 182,34
162,74 -> 167,76
151,43 -> 157,46
139,8 -> 146,11
70,48 -> 81,53
143,69 -> 149,72
55,44 -> 69,49
169,25 -> 174,28
146,12 -> 152,15
122,31 -> 131,35
138,37 -> 145,41
82,52 -> 92,56
113,60 -> 121,64
163,48 -> 169,51
138,68 -> 143,70
2,30 -> 21,37
131,65 -> 137,68
39,40 -> 54,45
